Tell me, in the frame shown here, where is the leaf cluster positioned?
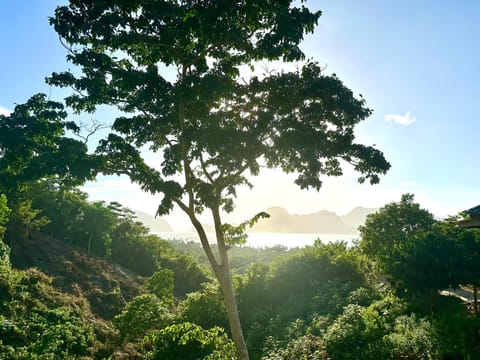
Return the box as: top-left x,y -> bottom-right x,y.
0,94 -> 100,197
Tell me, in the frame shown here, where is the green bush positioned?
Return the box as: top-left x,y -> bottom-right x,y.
323,293 -> 439,360
385,315 -> 438,359
262,334 -> 329,360
0,309 -> 94,360
143,322 -> 236,360
113,294 -> 174,341
180,283 -> 229,331
144,268 -> 174,302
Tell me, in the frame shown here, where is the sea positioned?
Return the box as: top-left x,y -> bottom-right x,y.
153,232 -> 359,249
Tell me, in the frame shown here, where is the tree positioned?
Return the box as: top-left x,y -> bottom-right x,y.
359,194 -> 436,277
0,94 -> 97,198
49,2 -> 390,358
0,94 -> 100,246
359,194 -> 460,312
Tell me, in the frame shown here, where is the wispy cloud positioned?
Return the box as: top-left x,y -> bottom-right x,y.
0,106 -> 11,116
384,111 -> 416,126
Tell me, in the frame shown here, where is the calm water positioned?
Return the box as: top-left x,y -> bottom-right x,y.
153,231 -> 359,249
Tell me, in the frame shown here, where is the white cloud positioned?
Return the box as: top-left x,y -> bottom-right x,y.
384,111 -> 416,125
0,106 -> 11,116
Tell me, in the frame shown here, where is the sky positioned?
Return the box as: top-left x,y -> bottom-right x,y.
1,1 -> 480,230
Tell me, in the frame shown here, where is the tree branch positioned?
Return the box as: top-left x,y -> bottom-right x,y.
175,199 -> 220,273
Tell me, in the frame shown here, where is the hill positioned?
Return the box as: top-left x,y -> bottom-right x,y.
10,231 -> 144,320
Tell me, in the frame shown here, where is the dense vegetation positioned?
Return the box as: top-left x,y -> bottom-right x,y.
1,181 -> 479,358
1,1 -> 479,358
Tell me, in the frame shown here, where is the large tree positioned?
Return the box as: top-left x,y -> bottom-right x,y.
49,1 -> 390,358
0,94 -> 99,244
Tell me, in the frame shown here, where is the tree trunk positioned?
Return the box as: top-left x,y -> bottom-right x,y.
218,264 -> 249,360
474,285 -> 478,317
183,206 -> 249,359
212,208 -> 249,360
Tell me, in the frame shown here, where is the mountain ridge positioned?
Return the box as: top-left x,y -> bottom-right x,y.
251,206 -> 376,234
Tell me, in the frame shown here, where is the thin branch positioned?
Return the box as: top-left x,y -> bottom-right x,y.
58,36 -> 77,57
199,152 -> 217,185
75,119 -> 110,145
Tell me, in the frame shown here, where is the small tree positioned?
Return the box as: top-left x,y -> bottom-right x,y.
49,2 -> 390,358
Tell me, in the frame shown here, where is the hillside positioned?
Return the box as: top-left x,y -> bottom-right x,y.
10,231 -> 144,320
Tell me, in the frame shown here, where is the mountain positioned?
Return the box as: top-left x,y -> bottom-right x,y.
134,210 -> 173,232
251,206 -> 376,234
341,207 -> 377,233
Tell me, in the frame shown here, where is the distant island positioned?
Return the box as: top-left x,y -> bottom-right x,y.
250,206 -> 376,234
134,211 -> 173,232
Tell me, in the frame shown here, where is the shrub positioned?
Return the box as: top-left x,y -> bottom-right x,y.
143,322 -> 236,360
113,294 -> 174,341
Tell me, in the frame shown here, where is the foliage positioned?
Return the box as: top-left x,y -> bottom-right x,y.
323,293 -> 407,360
267,242 -> 364,311
144,268 -> 174,302
434,310 -> 480,359
24,309 -> 94,359
170,240 -> 290,274
180,283 -> 229,332
360,195 -> 480,313
0,195 -> 11,266
18,182 -> 208,297
143,322 -> 236,360
221,212 -> 270,247
384,315 -> 438,359
0,266 -> 95,359
262,334 -> 329,360
359,194 -> 436,273
0,94 -> 97,197
438,219 -> 480,291
0,195 -> 10,239
359,194 -> 448,310
113,293 -> 174,341
233,243 -> 368,358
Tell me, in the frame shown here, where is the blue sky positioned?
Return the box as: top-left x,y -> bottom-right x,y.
1,1 -> 480,229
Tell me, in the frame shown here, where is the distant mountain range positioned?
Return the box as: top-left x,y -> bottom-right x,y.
134,207 -> 377,235
134,211 -> 173,232
250,206 -> 376,234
